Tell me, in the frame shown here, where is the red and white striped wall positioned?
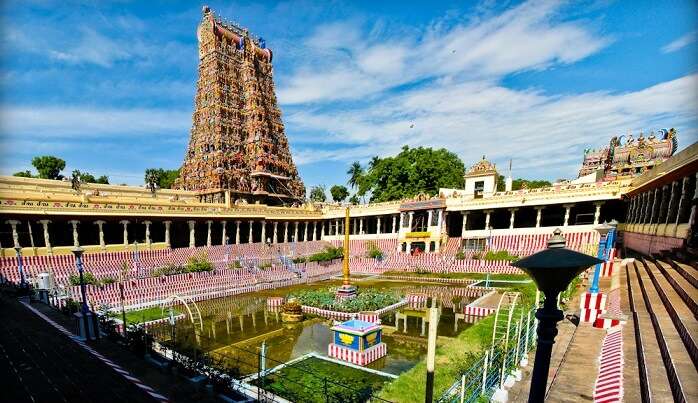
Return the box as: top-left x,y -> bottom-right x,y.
463,305 -> 496,317
580,292 -> 607,324
328,342 -> 387,366
593,328 -> 623,402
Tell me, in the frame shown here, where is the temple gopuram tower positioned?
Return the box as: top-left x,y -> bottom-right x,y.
176,6 -> 305,205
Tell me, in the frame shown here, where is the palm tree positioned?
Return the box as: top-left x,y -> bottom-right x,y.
347,161 -> 363,190
368,156 -> 380,170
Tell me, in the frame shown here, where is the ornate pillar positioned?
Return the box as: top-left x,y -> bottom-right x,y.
68,220 -> 80,247
508,208 -> 518,229
303,221 -> 309,241
235,221 -> 241,244
666,181 -> 679,225
144,220 -> 152,248
658,185 -> 670,224
205,220 -> 213,247
437,210 -> 444,229
563,204 -> 574,226
392,215 -> 397,233
38,220 -> 52,254
294,222 -> 299,242
163,221 -> 171,248
359,218 -> 364,234
119,220 -> 129,245
312,222 -> 317,241
408,212 -> 414,231
675,176 -> 691,226
376,217 -> 382,235
535,207 -> 544,228
593,202 -> 603,225
650,188 -> 660,224
283,222 -> 289,243
248,220 -> 254,243
686,173 -> 698,236
221,221 -> 227,245
261,220 -> 266,243
321,221 -> 325,238
484,210 -> 492,230
427,210 -> 433,227
461,212 -> 468,237
335,219 -> 340,235
6,220 -> 21,249
627,197 -> 637,224
187,220 -> 196,248
273,222 -> 278,243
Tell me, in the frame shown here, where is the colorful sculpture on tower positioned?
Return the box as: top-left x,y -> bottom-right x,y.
176,6 -> 305,204
578,128 -> 678,179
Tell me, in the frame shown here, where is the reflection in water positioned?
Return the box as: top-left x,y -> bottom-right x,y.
150,278 -> 477,376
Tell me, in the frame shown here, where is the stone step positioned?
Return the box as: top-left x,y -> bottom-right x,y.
637,260 -> 697,402
647,260 -> 698,337
627,261 -> 672,401
620,265 -> 643,403
672,259 -> 698,289
655,260 -> 698,320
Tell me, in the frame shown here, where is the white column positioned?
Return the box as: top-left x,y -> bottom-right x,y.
248,220 -> 254,243
437,210 -> 444,229
335,219 -> 340,235
144,220 -> 152,248
6,220 -> 20,249
427,210 -> 433,227
461,212 -> 468,237
163,221 -> 171,248
312,222 -> 317,241
302,221 -> 308,241
68,220 -> 80,247
283,222 -> 289,243
235,221 -> 241,244
119,220 -> 129,245
221,221 -> 227,245
392,215 -> 397,233
535,207 -> 543,228
377,217 -> 382,234
508,208 -> 517,230
484,210 -> 492,230
188,220 -> 196,247
593,202 -> 603,225
408,212 -> 414,231
206,220 -> 212,247
294,222 -> 299,242
38,220 -> 52,254
563,204 -> 574,226
359,218 -> 364,234
273,222 -> 278,243
321,221 -> 325,237
261,220 -> 266,243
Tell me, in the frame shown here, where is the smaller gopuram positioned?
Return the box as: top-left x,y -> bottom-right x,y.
578,128 -> 678,180
328,319 -> 386,366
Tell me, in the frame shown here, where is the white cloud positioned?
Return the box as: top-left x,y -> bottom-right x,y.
278,0 -> 610,105
287,74 -> 698,178
0,106 -> 191,138
661,31 -> 696,54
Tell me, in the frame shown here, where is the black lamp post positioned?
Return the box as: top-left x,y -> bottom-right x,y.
71,246 -> 91,340
512,229 -> 602,403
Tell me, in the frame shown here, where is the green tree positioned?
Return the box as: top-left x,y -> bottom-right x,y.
309,185 -> 326,202
32,155 -> 66,179
13,170 -> 33,178
95,175 -> 109,184
144,168 -> 179,190
347,161 -> 364,190
349,194 -> 360,205
359,146 -> 465,202
497,175 -> 552,191
330,185 -> 349,202
79,172 -> 96,183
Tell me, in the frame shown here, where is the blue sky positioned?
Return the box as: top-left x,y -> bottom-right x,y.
1,0 -> 696,192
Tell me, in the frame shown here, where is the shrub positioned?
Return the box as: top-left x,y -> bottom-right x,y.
472,252 -> 481,260
102,277 -> 116,284
365,241 -> 383,259
307,246 -> 343,263
455,250 -> 465,260
69,271 -> 99,286
185,252 -> 214,273
228,261 -> 242,269
483,250 -> 518,262
61,298 -> 80,315
152,263 -> 185,277
289,288 -> 399,312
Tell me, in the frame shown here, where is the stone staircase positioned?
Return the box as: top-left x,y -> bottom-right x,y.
623,252 -> 698,402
